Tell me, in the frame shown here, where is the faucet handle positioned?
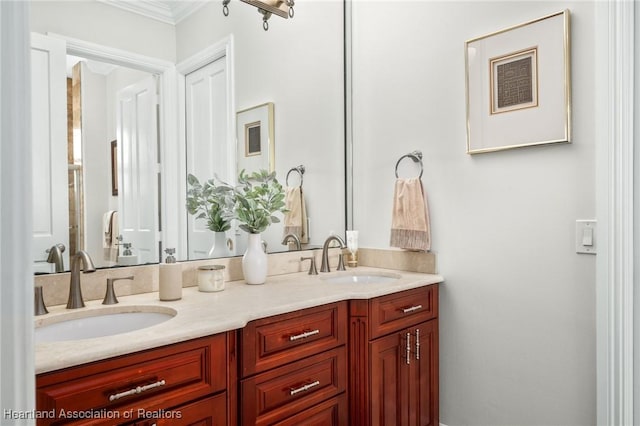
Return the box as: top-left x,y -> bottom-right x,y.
35,286 -> 49,316
102,276 -> 134,305
336,254 -> 346,271
300,257 -> 318,275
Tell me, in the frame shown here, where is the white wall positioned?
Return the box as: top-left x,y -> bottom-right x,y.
175,1 -> 345,249
30,0 -> 175,62
352,2 -> 596,425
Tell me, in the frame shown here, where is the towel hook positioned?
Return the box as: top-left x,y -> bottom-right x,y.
286,165 -> 305,187
394,150 -> 423,179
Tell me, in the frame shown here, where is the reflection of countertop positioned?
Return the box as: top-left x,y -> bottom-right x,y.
35,267 -> 443,374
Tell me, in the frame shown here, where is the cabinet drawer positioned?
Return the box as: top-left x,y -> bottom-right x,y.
241,346 -> 347,426
273,393 -> 348,426
36,334 -> 227,425
241,302 -> 347,376
134,393 -> 227,426
369,286 -> 437,339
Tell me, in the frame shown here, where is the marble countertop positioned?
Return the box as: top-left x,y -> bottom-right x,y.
35,267 -> 443,374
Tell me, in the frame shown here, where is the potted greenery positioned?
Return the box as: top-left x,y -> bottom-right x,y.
224,169 -> 287,284
186,174 -> 234,258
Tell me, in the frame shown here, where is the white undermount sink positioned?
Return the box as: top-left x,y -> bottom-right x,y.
35,306 -> 177,343
320,271 -> 402,284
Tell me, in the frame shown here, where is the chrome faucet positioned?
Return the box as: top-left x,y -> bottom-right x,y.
320,235 -> 346,272
66,250 -> 96,309
46,243 -> 66,273
281,233 -> 301,251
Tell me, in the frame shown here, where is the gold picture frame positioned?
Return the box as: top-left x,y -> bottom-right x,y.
465,10 -> 571,154
236,102 -> 275,173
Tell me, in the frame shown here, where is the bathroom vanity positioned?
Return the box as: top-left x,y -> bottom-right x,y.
34,267 -> 442,425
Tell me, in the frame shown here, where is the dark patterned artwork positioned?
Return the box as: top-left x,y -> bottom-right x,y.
497,57 -> 533,108
490,48 -> 538,115
245,122 -> 261,156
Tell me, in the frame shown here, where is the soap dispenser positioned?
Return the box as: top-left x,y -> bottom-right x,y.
159,248 -> 182,301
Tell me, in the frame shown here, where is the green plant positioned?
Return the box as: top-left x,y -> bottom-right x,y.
229,169 -> 287,234
186,174 -> 233,232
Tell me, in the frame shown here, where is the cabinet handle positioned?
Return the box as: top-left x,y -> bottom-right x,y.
289,380 -> 321,396
402,304 -> 423,314
108,379 -> 166,402
415,328 -> 420,360
289,329 -> 320,341
406,332 -> 411,365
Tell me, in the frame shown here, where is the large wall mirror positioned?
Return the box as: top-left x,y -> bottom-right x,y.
30,0 -> 345,273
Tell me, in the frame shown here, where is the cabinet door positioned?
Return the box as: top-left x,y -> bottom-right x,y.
408,320 -> 438,426
370,320 -> 438,426
370,330 -> 409,426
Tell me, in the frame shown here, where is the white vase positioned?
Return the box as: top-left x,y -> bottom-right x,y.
208,231 -> 232,258
242,233 -> 267,285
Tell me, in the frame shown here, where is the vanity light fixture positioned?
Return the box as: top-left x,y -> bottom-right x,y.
222,0 -> 295,31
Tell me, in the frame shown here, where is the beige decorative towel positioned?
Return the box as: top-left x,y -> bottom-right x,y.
390,177 -> 431,251
283,186 -> 308,243
103,210 -> 119,262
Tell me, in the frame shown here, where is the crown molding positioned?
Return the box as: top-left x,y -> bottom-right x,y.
98,0 -> 208,25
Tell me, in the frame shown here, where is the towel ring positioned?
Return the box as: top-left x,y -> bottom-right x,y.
395,150 -> 423,179
286,165 -> 305,187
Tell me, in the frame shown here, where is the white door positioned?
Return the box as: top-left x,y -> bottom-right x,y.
185,57 -> 232,259
31,33 -> 69,273
116,75 -> 159,264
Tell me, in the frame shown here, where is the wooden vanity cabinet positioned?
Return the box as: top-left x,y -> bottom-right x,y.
239,301 -> 348,425
36,332 -> 234,426
349,285 -> 439,426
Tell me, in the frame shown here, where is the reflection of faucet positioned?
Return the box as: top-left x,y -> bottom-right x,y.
281,233 -> 301,251
320,235 -> 346,273
66,250 -> 96,309
46,243 -> 66,273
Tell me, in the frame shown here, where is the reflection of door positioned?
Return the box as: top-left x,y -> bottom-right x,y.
116,76 -> 159,264
31,33 -> 69,273
185,57 -> 230,259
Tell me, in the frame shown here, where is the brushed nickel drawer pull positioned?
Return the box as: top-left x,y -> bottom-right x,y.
406,332 -> 411,365
289,329 -> 320,341
289,380 -> 321,396
108,379 -> 166,402
415,328 -> 420,360
402,304 -> 423,314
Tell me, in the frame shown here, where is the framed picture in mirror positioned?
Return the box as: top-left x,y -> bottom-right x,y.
236,102 -> 275,173
110,139 -> 118,196
465,9 -> 571,154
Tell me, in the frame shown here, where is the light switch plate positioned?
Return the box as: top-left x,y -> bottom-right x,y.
576,220 -> 597,254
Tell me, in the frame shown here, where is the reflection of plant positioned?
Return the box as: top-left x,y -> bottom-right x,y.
186,174 -> 233,232
227,169 -> 287,235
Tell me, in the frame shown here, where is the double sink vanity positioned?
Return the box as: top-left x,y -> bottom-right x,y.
34,249 -> 443,425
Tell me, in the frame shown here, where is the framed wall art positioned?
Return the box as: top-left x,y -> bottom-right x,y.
236,102 -> 275,173
465,10 -> 571,154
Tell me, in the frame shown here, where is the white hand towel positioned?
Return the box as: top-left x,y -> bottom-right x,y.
283,186 -> 308,244
390,177 -> 431,251
103,211 -> 119,262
